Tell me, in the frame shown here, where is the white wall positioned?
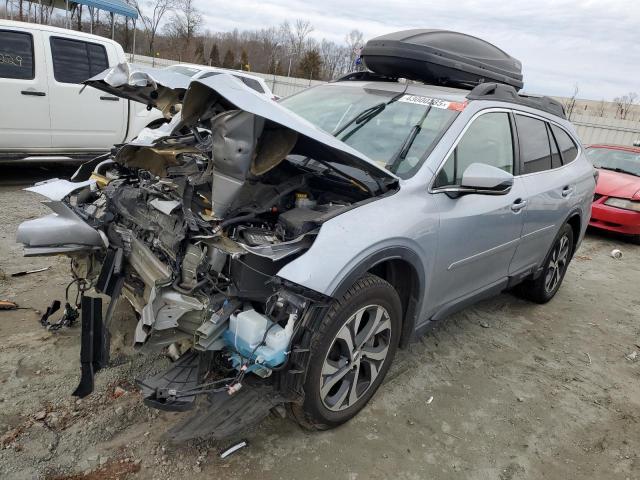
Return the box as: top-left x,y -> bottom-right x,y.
571,114 -> 640,146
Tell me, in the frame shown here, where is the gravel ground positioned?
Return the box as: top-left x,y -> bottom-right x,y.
1,164 -> 639,480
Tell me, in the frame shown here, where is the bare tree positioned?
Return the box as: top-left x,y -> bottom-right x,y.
613,92 -> 638,120
594,99 -> 606,117
345,29 -> 364,70
163,0 -> 202,59
293,19 -> 313,57
563,83 -> 579,120
132,0 -> 175,56
320,39 -> 348,79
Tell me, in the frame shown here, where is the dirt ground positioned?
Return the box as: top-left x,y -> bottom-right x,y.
1,164 -> 639,480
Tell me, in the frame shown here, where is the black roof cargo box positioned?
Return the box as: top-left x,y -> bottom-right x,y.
361,29 -> 524,91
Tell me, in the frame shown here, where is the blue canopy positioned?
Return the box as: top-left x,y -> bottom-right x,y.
74,0 -> 138,19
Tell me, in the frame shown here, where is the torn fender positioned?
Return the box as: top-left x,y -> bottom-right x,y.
84,63 -> 191,118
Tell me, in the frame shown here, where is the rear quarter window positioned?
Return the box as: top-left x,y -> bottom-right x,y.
550,124 -> 579,164
50,37 -> 109,84
0,30 -> 34,80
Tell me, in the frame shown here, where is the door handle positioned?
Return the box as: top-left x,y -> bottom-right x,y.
511,198 -> 527,212
21,90 -> 46,96
100,95 -> 120,101
561,185 -> 575,197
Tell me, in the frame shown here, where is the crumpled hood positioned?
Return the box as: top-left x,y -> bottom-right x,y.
595,168 -> 640,200
84,63 -> 397,184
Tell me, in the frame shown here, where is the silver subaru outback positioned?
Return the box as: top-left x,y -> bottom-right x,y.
16,63 -> 595,440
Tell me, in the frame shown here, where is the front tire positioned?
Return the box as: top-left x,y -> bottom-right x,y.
517,223 -> 574,304
290,274 -> 401,430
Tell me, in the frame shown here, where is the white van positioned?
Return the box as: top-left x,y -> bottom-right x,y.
0,20 -> 163,161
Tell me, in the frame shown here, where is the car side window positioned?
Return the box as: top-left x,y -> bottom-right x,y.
50,37 -> 108,84
0,30 -> 34,80
550,124 -> 579,164
434,112 -> 514,188
515,114 -> 553,174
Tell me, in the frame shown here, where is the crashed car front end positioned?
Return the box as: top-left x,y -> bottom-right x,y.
16,64 -> 398,441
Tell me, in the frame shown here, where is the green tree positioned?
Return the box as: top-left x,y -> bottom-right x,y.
222,49 -> 235,69
209,43 -> 220,66
240,49 -> 249,71
296,49 -> 323,80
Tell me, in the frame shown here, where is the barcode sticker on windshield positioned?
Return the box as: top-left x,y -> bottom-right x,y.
398,95 -> 450,109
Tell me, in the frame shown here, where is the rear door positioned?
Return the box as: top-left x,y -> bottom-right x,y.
509,113 -> 578,273
0,27 -> 51,150
429,110 -> 526,309
43,33 -> 126,150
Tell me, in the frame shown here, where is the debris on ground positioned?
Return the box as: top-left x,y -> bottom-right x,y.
11,266 -> 51,277
625,351 -> 638,361
220,440 -> 248,459
610,249 -> 623,259
479,321 -> 490,328
0,300 -> 18,310
112,386 -> 127,399
34,410 -> 48,421
575,254 -> 592,261
427,396 -> 434,404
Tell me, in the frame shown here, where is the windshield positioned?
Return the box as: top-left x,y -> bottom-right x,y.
586,147 -> 640,177
166,65 -> 202,77
281,84 -> 459,178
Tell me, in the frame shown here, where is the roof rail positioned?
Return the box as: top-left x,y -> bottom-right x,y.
467,83 -> 566,119
334,71 -> 398,83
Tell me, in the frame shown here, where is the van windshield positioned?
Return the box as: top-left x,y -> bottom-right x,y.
281,84 -> 460,178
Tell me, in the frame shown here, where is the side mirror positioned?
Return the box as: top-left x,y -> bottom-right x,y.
448,163 -> 513,196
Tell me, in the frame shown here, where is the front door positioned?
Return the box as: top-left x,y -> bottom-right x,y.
428,110 -> 525,310
0,28 -> 51,150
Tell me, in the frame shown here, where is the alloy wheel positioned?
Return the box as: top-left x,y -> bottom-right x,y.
544,234 -> 570,293
320,305 -> 392,412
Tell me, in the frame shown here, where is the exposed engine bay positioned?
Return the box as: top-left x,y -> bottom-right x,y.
16,65 -> 397,440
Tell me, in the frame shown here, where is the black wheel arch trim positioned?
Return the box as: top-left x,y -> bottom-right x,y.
330,246 -> 426,348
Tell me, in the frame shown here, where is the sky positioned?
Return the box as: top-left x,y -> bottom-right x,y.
197,0 -> 640,100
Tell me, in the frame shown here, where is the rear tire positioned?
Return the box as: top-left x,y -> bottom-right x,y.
516,223 -> 574,304
290,274 -> 401,430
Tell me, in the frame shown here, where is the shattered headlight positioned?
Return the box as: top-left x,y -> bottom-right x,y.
604,197 -> 640,212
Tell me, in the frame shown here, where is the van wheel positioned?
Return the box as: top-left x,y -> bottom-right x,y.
517,223 -> 574,304
290,274 -> 401,430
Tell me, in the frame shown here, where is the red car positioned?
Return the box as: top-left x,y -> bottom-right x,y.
586,144 -> 640,243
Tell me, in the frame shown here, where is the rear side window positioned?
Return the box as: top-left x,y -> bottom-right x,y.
515,114 -> 552,174
434,112 -> 514,187
0,30 -> 34,79
50,37 -> 108,84
550,125 -> 579,164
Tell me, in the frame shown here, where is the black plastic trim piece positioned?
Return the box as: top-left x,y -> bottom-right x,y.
331,246 -> 425,347
467,83 -> 566,119
72,295 -> 106,398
